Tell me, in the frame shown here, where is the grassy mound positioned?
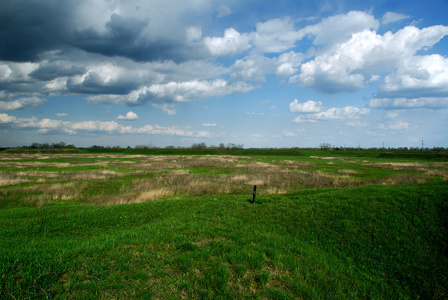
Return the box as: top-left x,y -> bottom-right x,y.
1,182 -> 447,299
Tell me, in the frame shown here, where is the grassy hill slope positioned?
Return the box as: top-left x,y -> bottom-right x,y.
1,182 -> 447,299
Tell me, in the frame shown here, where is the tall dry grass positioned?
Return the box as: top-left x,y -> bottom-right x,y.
1,153 -> 447,205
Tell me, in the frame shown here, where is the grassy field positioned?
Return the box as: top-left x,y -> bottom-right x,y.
1,149 -> 447,299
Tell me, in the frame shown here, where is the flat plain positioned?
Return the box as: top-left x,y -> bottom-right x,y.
1,148 -> 447,299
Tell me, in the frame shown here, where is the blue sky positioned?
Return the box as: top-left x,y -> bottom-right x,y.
1,0 -> 448,148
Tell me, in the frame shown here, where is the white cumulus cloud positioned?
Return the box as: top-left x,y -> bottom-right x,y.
86,79 -> 256,111
299,11 -> 380,46
230,55 -> 276,83
252,17 -> 300,53
275,51 -> 303,78
296,25 -> 448,94
378,54 -> 448,98
147,79 -> 255,102
289,99 -> 323,113
0,96 -> 46,111
0,112 -> 207,137
309,107 -> 370,120
276,63 -> 296,78
291,103 -> 369,123
117,111 -> 139,120
0,113 -> 17,123
204,28 -> 251,56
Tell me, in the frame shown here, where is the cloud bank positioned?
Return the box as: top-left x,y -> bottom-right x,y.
0,1 -> 447,147
1,5 -> 447,113
0,112 -> 208,137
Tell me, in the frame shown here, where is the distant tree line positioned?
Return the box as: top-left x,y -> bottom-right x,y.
23,142 -> 75,149
16,142 -> 447,153
191,143 -> 244,151
135,143 -> 244,151
319,142 -> 447,152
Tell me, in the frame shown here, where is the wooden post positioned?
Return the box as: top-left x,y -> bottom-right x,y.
252,185 -> 256,204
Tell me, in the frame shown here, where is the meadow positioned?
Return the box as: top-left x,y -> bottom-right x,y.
0,148 -> 447,299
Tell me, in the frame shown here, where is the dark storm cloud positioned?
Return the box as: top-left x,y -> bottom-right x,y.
72,13 -> 153,61
0,0 -> 71,62
29,63 -> 87,81
73,30 -> 190,63
71,12 -> 206,63
0,0 -> 204,63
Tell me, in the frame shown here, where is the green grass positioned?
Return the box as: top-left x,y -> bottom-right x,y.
1,182 -> 447,299
1,150 -> 447,298
3,146 -> 448,160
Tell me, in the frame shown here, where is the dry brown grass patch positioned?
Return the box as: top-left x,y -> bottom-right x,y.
381,173 -> 426,185
263,187 -> 287,195
171,169 -> 189,175
425,169 -> 448,179
100,189 -> 174,205
338,169 -> 358,175
2,153 -> 446,205
247,179 -> 265,186
310,156 -> 345,160
372,162 -> 422,170
231,175 -> 249,184
282,160 -> 315,168
71,170 -> 124,181
0,178 -> 29,186
137,189 -> 174,202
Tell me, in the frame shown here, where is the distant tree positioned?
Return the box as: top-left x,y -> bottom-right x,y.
191,142 -> 207,149
52,142 -> 66,149
432,147 -> 447,152
319,143 -> 332,150
225,143 -> 243,151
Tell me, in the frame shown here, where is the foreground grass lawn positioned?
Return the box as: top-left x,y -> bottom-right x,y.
1,181 -> 447,299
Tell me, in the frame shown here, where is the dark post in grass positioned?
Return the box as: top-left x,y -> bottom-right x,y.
252,185 -> 257,204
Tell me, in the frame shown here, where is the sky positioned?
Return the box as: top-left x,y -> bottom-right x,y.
1,0 -> 448,149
